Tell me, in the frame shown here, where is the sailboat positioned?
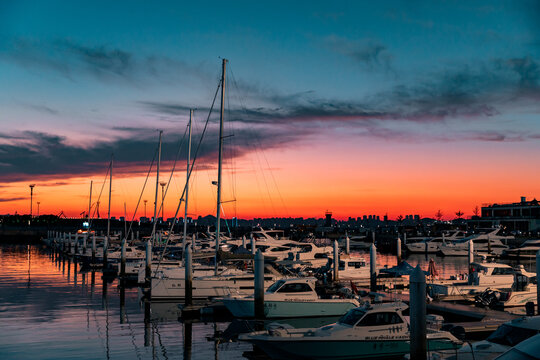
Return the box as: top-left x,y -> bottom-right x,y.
148,59 -> 281,300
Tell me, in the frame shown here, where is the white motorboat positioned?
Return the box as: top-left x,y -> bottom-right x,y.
239,302 -> 461,360
429,262 -> 519,301
438,229 -> 511,256
433,316 -> 540,360
149,268 -> 278,300
406,231 -> 467,254
223,278 -> 359,318
503,239 -> 540,259
475,271 -> 538,308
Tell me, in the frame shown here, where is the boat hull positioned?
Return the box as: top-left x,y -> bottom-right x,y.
222,298 -> 358,318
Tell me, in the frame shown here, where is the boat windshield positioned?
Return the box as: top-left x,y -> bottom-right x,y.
487,324 -> 540,347
338,308 -> 366,326
266,280 -> 286,293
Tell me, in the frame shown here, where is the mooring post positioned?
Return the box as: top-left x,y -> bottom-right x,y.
136,230 -> 139,240
468,239 -> 474,274
120,238 -> 126,278
404,232 -> 407,245
372,231 -> 375,244
185,246 -> 193,307
91,233 -> 96,265
397,237 -> 402,264
410,265 -> 427,360
254,250 -> 265,319
103,236 -> 108,269
537,250 -> 540,315
250,234 -> 256,255
333,240 -> 339,282
242,235 -> 246,249
82,234 -> 87,255
345,232 -> 350,255
145,240 -> 152,287
370,243 -> 377,292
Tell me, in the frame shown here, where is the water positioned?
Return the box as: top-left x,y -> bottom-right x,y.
1,243 -> 533,359
0,244 -> 250,360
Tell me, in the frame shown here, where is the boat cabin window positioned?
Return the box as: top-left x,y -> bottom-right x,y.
266,280 -> 286,293
338,309 -> 366,326
349,261 -> 365,268
357,312 -> 403,326
492,267 -> 514,275
277,283 -> 313,293
487,324 -> 540,347
270,247 -> 290,252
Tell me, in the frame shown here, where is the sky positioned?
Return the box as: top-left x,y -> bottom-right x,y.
1,0 -> 540,220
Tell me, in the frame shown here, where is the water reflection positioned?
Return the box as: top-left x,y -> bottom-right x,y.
0,245 -> 250,360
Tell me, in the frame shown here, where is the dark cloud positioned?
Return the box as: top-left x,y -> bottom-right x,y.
0,124 -> 303,181
0,197 -> 26,202
324,36 -> 394,73
0,38 -> 212,85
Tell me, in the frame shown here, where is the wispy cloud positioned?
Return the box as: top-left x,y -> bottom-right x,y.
0,196 -> 26,202
323,35 -> 394,73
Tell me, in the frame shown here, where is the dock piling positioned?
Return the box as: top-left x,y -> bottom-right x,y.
370,243 -> 377,292
91,233 -> 96,265
254,250 -> 265,319
410,264 -> 427,360
537,250 -> 540,314
397,237 -> 402,264
345,232 -> 350,255
145,240 -> 152,287
185,246 -> 193,307
120,238 -> 126,278
250,234 -> 256,255
333,240 -> 339,282
468,239 -> 474,273
103,236 -> 108,269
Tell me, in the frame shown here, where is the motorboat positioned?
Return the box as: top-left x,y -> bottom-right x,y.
222,278 -> 360,318
502,239 -> 540,259
475,271 -> 537,308
429,262 -> 519,301
239,302 -> 461,360
406,231 -> 467,254
438,229 -> 511,256
149,268 -> 278,300
433,316 -> 540,360
495,332 -> 540,359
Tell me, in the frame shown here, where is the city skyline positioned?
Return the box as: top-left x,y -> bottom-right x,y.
1,1 -> 540,219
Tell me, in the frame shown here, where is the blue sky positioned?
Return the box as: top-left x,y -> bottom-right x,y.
1,1 -> 540,217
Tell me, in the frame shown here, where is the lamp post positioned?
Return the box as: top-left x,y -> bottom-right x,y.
29,184 -> 35,217
160,182 -> 167,221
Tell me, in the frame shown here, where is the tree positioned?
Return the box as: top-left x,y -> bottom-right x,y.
455,210 -> 464,219
435,210 -> 443,221
473,206 -> 480,217
396,214 -> 404,223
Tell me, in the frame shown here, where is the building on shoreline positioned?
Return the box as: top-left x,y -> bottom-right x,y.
476,196 -> 540,232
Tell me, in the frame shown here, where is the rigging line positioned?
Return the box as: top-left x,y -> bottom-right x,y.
154,79 -> 222,273
88,163 -> 111,229
154,125 -> 189,236
229,66 -> 290,217
125,146 -> 158,243
225,74 -> 238,223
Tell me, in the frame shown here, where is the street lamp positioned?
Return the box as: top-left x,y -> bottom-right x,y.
160,182 -> 167,220
144,200 -> 148,219
29,184 -> 35,217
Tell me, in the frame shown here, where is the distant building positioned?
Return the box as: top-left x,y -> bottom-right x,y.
477,196 -> 540,232
324,211 -> 332,227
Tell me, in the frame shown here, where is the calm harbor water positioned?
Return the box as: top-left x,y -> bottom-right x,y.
0,243 -> 532,359
0,244 -> 249,360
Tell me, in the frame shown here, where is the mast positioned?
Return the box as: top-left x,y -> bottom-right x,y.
215,58 -> 226,275
107,155 -> 113,241
88,180 -> 93,221
124,202 -> 127,239
183,110 -> 192,256
152,131 -> 163,247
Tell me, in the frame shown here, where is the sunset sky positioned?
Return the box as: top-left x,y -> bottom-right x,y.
1,1 -> 540,220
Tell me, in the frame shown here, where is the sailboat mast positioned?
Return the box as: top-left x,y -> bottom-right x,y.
152,131 -> 163,246
215,58 -> 226,274
183,110 -> 192,253
88,180 -> 93,221
107,156 -> 113,240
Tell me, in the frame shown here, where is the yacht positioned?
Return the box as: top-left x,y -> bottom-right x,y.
429,262 -> 518,301
222,278 -> 360,318
406,231 -> 467,254
503,239 -> 540,259
239,302 -> 461,360
434,316 -> 540,360
438,229 -> 510,256
475,270 -> 537,308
